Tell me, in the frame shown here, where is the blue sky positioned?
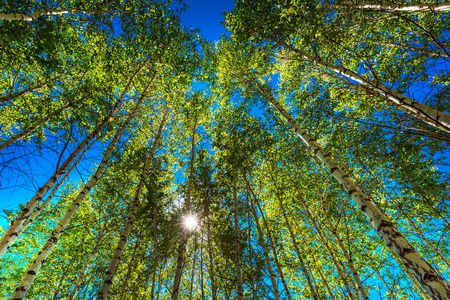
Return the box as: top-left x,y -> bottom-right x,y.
0,0 -> 237,219
179,0 -> 235,41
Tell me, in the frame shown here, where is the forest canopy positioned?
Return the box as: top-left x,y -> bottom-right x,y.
0,0 -> 450,299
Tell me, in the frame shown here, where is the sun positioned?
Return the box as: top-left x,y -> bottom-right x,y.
183,215 -> 198,230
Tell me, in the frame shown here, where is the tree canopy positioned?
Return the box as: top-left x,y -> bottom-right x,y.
0,1 -> 450,299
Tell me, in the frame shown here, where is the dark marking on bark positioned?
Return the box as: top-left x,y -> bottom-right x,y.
423,273 -> 440,282
348,189 -> 357,197
360,205 -> 367,212
27,270 -> 36,275
330,167 -> 338,173
378,220 -> 393,231
402,248 -> 415,256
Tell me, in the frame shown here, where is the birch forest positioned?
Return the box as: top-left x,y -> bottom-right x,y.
1,0 -> 450,299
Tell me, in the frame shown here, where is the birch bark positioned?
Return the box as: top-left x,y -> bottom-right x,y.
16,135 -> 99,243
265,169 -> 319,299
10,105 -> 141,300
254,197 -> 292,300
336,3 -> 450,12
232,164 -> 244,300
254,80 -> 450,300
0,96 -> 84,151
96,109 -> 168,299
0,8 -> 126,21
0,76 -> 60,103
10,72 -> 154,299
250,201 -> 281,300
206,204 -> 217,300
277,42 -> 450,133
0,61 -> 148,258
172,119 -> 197,300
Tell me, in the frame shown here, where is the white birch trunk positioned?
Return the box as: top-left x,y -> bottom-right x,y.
247,202 -> 257,300
172,119 -> 197,300
0,96 -> 83,151
10,106 -> 140,300
322,207 -> 369,300
15,135 -> 98,242
298,231 -> 337,300
0,8 -> 120,21
150,200 -> 159,300
340,3 -> 450,12
255,198 -> 292,300
278,42 -> 450,133
206,205 -> 217,300
298,199 -> 357,300
0,62 -> 147,258
232,165 -> 244,300
255,81 -> 450,300
96,109 -> 168,300
264,170 -> 319,300
251,202 -> 281,300
0,76 -> 60,103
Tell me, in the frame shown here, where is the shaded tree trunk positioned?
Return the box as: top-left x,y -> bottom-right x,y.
254,196 -> 292,300
172,119 -> 197,300
206,203 -> 217,300
265,168 -> 319,299
232,164 -> 244,300
250,199 -> 281,300
96,109 -> 168,300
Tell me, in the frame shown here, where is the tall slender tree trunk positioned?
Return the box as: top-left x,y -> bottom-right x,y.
96,109 -> 168,300
10,77 -> 153,300
264,168 -> 319,299
310,207 -> 361,300
0,96 -> 83,151
276,43 -> 450,133
334,3 -> 450,12
321,206 -> 369,300
172,119 -> 197,300
366,255 -> 399,299
0,8 -> 125,21
250,200 -> 281,300
247,200 -> 257,300
119,236 -> 142,300
150,199 -> 159,300
188,237 -> 198,300
297,230 -> 337,300
68,209 -> 111,300
254,80 -> 450,300
200,235 -> 205,300
0,76 -> 61,103
254,196 -> 292,300
17,134 -> 99,242
362,162 -> 450,270
206,204 -> 217,300
0,62 -> 149,258
232,164 -> 244,300
299,201 -> 358,300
